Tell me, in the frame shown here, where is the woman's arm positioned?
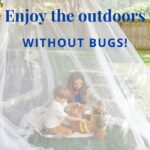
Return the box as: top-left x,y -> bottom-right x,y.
85,88 -> 105,113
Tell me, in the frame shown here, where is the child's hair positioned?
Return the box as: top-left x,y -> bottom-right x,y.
68,71 -> 88,91
53,85 -> 69,99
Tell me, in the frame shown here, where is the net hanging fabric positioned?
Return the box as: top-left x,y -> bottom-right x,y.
0,0 -> 150,150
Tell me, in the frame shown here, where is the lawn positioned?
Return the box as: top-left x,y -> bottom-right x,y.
138,50 -> 150,70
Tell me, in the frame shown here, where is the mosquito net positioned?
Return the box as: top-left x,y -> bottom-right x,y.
0,0 -> 150,150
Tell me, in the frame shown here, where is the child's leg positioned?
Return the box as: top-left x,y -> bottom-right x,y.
47,125 -> 72,136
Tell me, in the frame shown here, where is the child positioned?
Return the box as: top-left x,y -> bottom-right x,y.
44,85 -> 85,136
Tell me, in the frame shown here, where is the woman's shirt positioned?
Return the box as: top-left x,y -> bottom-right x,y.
73,93 -> 81,103
70,88 -> 101,106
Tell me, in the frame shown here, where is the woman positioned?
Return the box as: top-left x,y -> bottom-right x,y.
68,71 -> 104,112
67,71 -> 105,137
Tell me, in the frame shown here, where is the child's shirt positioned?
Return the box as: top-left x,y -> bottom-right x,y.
44,100 -> 67,128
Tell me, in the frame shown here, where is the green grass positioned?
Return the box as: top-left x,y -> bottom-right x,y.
138,50 -> 150,70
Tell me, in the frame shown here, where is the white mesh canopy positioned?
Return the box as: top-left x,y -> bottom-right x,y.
0,0 -> 150,150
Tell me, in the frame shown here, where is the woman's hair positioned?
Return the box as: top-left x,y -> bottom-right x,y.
53,85 -> 69,99
68,71 -> 88,93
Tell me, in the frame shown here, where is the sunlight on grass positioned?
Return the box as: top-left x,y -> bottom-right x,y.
138,50 -> 150,70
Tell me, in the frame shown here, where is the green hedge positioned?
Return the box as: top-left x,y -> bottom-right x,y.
118,2 -> 150,19
0,0 -> 3,7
